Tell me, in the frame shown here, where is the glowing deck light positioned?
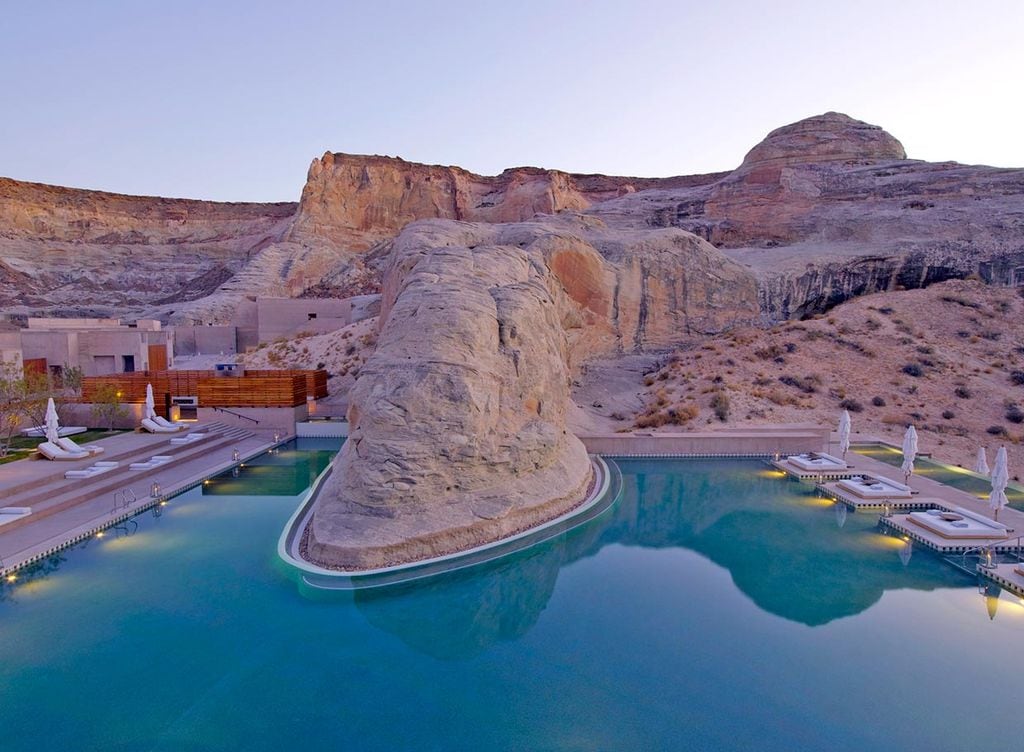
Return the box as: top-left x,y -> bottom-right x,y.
5,574 -> 16,583
96,531 -> 105,539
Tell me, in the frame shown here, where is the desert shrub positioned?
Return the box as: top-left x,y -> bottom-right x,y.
710,390 -> 730,422
980,330 -> 1001,341
987,425 -> 1008,436
766,388 -> 799,406
902,364 -> 923,377
916,345 -> 934,355
643,376 -> 655,386
668,402 -> 700,424
779,374 -> 821,394
942,410 -> 955,420
784,342 -> 797,353
878,306 -> 894,315
871,396 -> 886,407
754,344 -> 784,361
865,318 -> 881,331
954,386 -> 972,399
940,295 -> 981,309
956,331 -> 971,339
838,398 -> 863,413
753,376 -> 773,387
1010,371 -> 1024,386
1006,405 -> 1024,424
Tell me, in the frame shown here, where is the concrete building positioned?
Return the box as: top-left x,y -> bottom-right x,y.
172,294 -> 381,356
0,318 -> 173,378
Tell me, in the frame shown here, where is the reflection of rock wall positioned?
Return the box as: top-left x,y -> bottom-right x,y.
352,460 -> 960,657
355,546 -> 567,660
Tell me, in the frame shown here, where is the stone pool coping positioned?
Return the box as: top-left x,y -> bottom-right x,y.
277,455 -> 619,590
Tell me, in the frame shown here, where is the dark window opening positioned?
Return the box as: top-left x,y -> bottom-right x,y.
122,355 -> 135,373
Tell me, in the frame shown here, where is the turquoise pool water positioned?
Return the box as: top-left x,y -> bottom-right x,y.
203,437 -> 339,497
853,443 -> 1024,510
1,457 -> 1022,751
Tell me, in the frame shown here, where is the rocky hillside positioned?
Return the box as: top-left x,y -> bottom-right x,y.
0,177 -> 295,316
620,280 -> 1024,476
588,113 -> 1024,320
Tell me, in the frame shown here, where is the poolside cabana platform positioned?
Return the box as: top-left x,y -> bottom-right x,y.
817,482 -> 940,511
771,455 -> 857,481
879,513 -> 1021,555
978,562 -> 1024,599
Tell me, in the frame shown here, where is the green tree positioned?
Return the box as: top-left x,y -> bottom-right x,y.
90,383 -> 127,431
0,359 -> 29,457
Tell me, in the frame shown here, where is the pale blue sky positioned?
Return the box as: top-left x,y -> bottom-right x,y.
1,0 -> 1021,201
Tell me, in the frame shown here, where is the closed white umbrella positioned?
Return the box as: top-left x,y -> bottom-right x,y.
989,446 -> 1009,521
44,397 -> 60,444
901,425 -> 918,482
838,410 -> 852,460
144,383 -> 157,421
974,447 -> 990,476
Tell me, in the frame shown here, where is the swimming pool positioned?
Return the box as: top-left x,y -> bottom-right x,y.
1,456 -> 1021,751
853,442 -> 1024,510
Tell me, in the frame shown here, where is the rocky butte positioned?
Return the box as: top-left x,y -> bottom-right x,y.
2,112 -> 1023,567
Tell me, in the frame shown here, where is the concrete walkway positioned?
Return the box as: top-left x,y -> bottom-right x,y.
0,426 -> 281,575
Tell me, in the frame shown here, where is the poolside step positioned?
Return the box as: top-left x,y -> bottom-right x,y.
0,431 -> 253,535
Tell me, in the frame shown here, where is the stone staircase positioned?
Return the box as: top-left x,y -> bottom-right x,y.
0,422 -> 259,534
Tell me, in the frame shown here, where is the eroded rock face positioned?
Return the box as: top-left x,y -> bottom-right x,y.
304,215 -> 759,569
307,222 -> 593,569
587,112 -> 1024,318
286,152 -> 723,250
0,177 -> 296,314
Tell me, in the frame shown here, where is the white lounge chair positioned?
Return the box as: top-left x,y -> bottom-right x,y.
169,433 -> 205,445
64,461 -> 118,479
0,507 -> 32,526
37,441 -> 89,461
57,436 -> 104,456
129,455 -> 174,470
141,418 -> 182,434
152,416 -> 188,430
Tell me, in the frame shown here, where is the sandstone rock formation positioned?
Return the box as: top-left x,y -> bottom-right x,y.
302,215 -> 759,568
0,177 -> 295,315
587,113 -> 1024,319
306,221 -> 594,569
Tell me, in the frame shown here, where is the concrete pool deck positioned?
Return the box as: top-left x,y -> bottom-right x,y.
0,424 -> 282,575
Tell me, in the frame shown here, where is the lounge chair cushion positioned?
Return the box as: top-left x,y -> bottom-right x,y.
37,441 -> 89,461
141,418 -> 180,434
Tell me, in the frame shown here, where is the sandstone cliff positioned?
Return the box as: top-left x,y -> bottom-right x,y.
0,177 -> 295,314
587,113 -> 1024,319
3,111 -> 1022,327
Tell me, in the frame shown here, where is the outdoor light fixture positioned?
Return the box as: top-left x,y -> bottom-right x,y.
150,482 -> 161,498
232,449 -> 240,462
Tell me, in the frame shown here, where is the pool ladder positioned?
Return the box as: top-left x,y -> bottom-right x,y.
957,534 -> 1024,573
111,487 -> 137,516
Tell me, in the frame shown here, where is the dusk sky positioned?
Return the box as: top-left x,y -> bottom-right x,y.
2,0 -> 1022,202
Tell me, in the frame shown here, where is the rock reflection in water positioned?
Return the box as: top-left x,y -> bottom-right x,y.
352,459 -> 972,656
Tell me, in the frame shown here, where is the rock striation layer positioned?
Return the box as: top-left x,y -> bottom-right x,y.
3,111 -> 1022,326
